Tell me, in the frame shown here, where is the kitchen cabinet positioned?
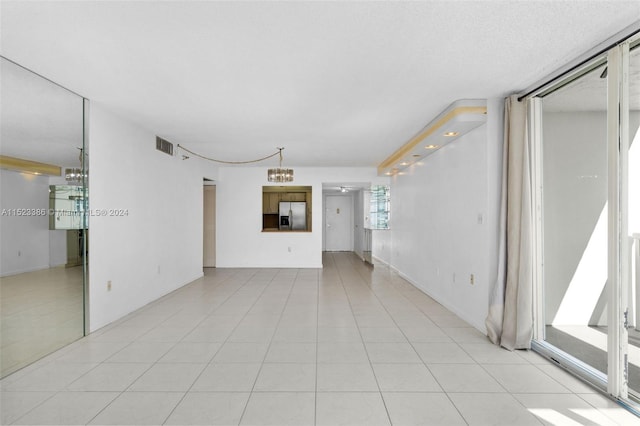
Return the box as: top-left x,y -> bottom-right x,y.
263,192 -> 280,213
280,192 -> 306,202
262,186 -> 313,232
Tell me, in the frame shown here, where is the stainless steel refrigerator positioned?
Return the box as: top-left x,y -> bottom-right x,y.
279,202 -> 306,231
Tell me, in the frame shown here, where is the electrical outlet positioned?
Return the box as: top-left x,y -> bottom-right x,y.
470,274 -> 475,285
107,280 -> 112,291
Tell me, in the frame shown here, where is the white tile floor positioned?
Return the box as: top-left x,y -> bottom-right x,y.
1,252 -> 639,425
0,266 -> 84,377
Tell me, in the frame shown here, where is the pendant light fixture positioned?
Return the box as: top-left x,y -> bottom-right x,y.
65,147 -> 88,184
267,147 -> 294,182
174,144 -> 294,183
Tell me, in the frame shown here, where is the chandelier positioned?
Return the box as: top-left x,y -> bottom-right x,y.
65,168 -> 87,183
267,147 -> 294,182
65,148 -> 88,184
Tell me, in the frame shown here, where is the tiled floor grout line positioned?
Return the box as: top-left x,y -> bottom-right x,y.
345,253 -> 485,425
3,255 -> 638,425
237,269 -> 300,426
1,266 -> 84,378
1,271 -> 242,392
360,267 -> 565,417
79,269 -> 261,426
330,252 -> 395,426
156,268 -> 269,426
347,254 -> 571,425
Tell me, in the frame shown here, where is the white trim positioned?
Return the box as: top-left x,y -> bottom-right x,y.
397,270 -> 487,334
529,97 -> 545,342
619,40 -> 631,399
371,255 -> 390,267
532,340 -> 607,391
606,44 -> 626,398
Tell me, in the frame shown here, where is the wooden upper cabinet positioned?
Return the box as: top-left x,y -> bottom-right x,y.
264,192 -> 305,212
281,192 -> 306,202
263,193 -> 280,213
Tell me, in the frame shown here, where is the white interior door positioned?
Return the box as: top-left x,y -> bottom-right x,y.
325,195 -> 352,251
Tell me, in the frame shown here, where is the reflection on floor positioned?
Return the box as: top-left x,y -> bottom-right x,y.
0,266 -> 84,378
546,325 -> 640,394
1,253 -> 637,425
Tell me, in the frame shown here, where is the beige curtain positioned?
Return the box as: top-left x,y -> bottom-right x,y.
485,95 -> 533,350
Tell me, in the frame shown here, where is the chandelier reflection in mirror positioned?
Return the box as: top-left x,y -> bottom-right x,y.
65,148 -> 88,184
267,147 -> 294,182
65,168 -> 87,183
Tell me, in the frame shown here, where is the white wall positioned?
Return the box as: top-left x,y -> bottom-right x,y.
0,170 -> 51,276
372,230 -> 392,265
387,98 -> 503,333
216,167 -> 387,268
88,103 -> 215,331
353,190 -> 365,259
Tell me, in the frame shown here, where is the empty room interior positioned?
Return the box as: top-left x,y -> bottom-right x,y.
2,1 -> 640,425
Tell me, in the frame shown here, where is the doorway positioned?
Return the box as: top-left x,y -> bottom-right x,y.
324,195 -> 353,251
531,34 -> 640,406
203,182 -> 216,268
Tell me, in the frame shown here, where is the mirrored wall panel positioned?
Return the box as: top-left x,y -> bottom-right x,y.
0,57 -> 87,378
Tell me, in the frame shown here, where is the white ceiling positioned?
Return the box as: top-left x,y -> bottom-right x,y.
1,58 -> 84,167
1,1 -> 639,168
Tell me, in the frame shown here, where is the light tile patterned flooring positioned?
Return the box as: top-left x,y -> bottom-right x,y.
1,252 -> 639,425
0,266 -> 84,377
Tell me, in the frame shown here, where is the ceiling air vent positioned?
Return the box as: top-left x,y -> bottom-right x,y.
156,136 -> 174,156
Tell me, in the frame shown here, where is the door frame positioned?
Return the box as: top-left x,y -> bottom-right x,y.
203,181 -> 216,268
529,35 -> 637,406
322,193 -> 354,252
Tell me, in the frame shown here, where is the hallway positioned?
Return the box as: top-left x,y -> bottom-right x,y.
1,253 -> 636,425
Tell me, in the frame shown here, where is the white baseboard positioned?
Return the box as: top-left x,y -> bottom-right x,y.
395,269 -> 488,335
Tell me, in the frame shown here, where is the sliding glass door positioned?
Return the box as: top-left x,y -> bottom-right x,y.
538,61 -> 609,380
626,42 -> 640,400
532,33 -> 640,407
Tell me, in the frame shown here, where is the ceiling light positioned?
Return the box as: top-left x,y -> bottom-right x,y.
340,187 -> 348,193
377,100 -> 487,176
267,147 -> 294,183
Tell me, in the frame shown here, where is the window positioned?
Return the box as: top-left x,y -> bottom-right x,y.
369,185 -> 390,229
